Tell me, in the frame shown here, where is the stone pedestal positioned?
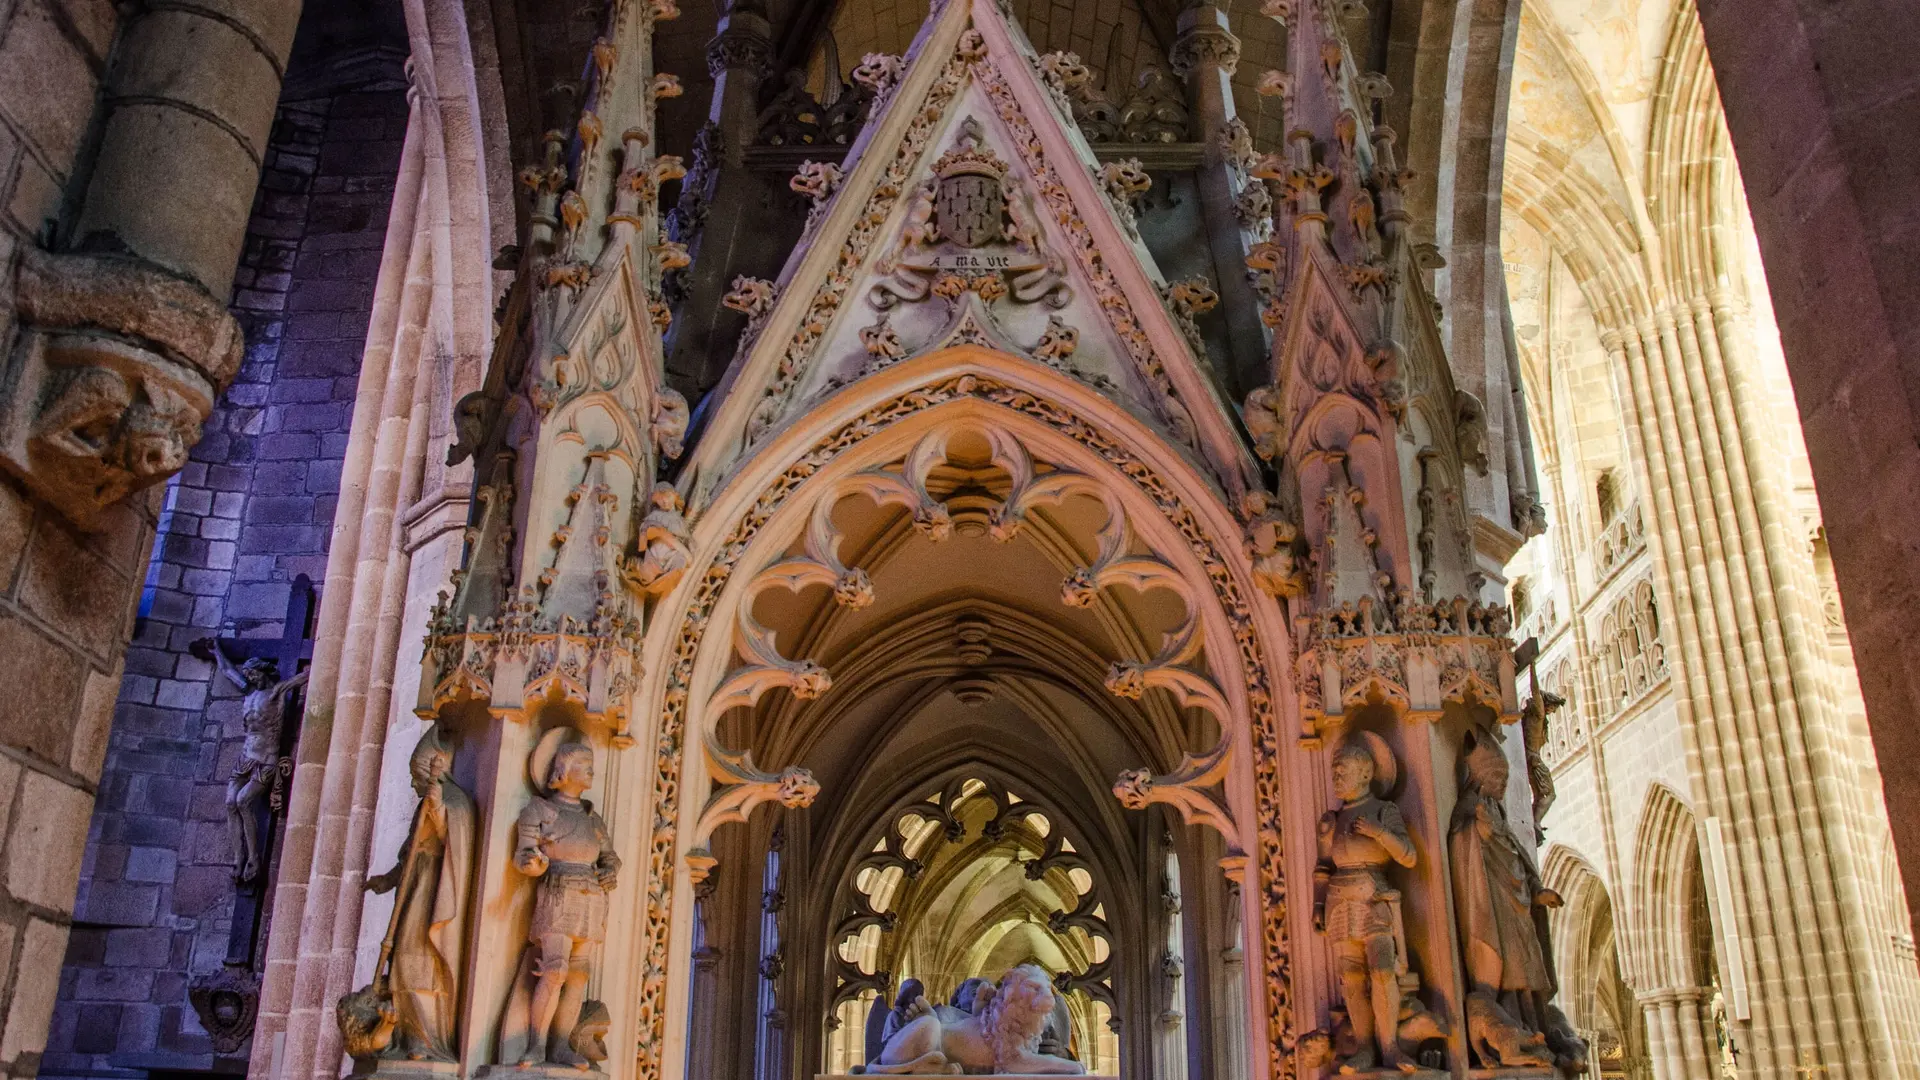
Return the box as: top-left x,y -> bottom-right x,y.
350,1061 -> 462,1080
474,1064 -> 604,1080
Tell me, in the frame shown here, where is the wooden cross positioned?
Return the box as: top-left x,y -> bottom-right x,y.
211,574 -> 318,689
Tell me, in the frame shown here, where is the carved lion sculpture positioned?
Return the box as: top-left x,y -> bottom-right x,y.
1465,991 -> 1553,1068
1542,1003 -> 1590,1076
570,999 -> 612,1063
335,983 -> 396,1058
862,964 -> 1086,1075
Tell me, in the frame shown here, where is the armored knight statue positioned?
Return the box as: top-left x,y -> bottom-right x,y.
1314,733 -> 1418,1074
500,736 -> 621,1069
861,964 -> 1084,1075
1449,736 -> 1561,1067
337,727 -> 475,1064
194,638 -> 309,883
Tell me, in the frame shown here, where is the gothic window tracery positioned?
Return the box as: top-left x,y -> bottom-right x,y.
1539,659 -> 1586,768
1592,578 -> 1667,714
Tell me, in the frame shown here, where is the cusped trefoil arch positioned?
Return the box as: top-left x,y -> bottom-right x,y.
631,351 -> 1299,1080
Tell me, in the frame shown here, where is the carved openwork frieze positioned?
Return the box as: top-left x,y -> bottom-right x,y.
419,586 -> 643,746
827,776 -> 1119,1027
3,247 -> 243,524
1293,594 -> 1517,743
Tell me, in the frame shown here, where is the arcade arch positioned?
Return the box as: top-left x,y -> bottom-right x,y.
1543,846 -> 1648,1080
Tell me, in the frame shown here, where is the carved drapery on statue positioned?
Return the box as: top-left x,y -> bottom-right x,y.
1313,733 -> 1422,1074
862,965 -> 1087,1075
1449,734 -> 1560,1070
337,727 -> 476,1068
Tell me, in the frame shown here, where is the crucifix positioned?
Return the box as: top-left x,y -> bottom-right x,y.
189,574 -> 318,961
185,575 -> 320,1054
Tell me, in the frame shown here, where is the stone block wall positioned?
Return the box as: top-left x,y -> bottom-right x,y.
0,0 -> 138,1074
36,74 -> 407,1074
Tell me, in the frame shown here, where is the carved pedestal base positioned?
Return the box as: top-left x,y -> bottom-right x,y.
1466,1069 -> 1560,1080
350,1060 -> 461,1080
474,1064 -> 604,1080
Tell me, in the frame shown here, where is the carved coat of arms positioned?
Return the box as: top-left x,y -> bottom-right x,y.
937,172 -> 1004,248
872,116 -> 1070,309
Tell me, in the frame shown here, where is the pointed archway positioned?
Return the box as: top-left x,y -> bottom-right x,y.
623,347 -> 1304,1080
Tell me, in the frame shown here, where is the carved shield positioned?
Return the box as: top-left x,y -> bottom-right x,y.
937,174 -> 1004,248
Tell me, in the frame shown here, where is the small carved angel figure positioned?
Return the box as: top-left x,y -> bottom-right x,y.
624,482 -> 692,594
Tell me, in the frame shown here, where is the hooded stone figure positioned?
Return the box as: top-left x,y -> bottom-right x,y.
1448,733 -> 1561,1036
362,725 -> 476,1060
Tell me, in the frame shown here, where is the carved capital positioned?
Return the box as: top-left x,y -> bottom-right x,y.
706,26 -> 774,80
5,247 -> 240,524
1170,25 -> 1242,77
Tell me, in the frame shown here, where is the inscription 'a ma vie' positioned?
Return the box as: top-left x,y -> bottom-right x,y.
933,253 -> 1013,270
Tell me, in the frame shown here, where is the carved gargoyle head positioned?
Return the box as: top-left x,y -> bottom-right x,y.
30,362 -> 200,511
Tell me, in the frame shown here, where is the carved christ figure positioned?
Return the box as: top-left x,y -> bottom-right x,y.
1449,738 -> 1561,1036
198,640 -> 309,883
362,728 -> 475,1060
1315,737 -> 1417,1073
503,741 -> 621,1068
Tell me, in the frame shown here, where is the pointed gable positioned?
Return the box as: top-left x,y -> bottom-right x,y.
681,0 -> 1259,500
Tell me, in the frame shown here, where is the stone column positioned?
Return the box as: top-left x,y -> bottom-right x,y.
1656,992 -> 1688,1080
1692,0 -> 1920,948
1602,288 -> 1901,1075
6,0 -> 304,523
1675,988 -> 1713,1080
1428,0 -> 1524,543
1152,833 -> 1188,1080
0,0 -> 302,1067
1169,3 -> 1265,394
